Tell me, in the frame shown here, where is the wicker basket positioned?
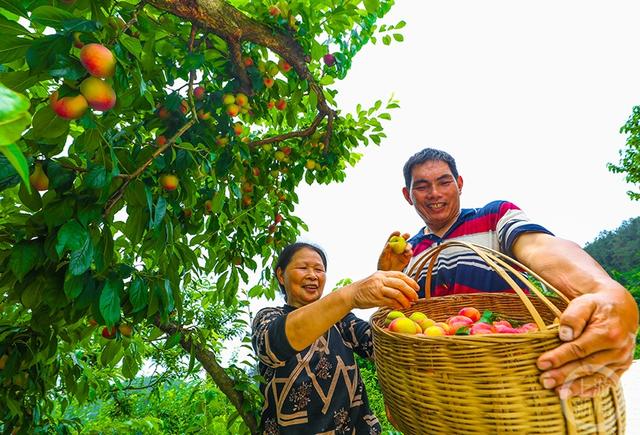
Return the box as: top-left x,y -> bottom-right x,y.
371,241 -> 626,434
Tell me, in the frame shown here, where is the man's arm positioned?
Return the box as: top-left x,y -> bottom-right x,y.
512,232 -> 639,398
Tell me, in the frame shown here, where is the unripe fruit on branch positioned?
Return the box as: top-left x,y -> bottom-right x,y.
80,43 -> 116,78
222,94 -> 235,105
79,77 -> 116,111
50,91 -> 88,120
118,324 -> 133,337
159,174 -> 179,191
29,162 -> 49,191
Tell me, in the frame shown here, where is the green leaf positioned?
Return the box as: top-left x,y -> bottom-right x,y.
382,35 -> 391,45
84,165 -> 108,189
69,236 -> 94,275
0,15 -> 29,35
56,220 -> 88,256
0,0 -> 27,17
151,196 -> 166,229
26,34 -> 70,72
164,331 -> 182,349
319,75 -> 334,85
0,83 -> 31,146
31,106 -> 69,139
479,310 -> 494,324
44,198 -> 74,229
64,271 -> 85,299
119,34 -> 142,60
30,6 -> 77,28
100,276 -> 122,327
393,33 -> 404,42
0,36 -> 31,64
0,144 -> 29,190
0,71 -> 46,93
100,340 -> 122,367
128,276 -> 148,313
18,179 -> 41,210
363,0 -> 380,14
49,54 -> 86,80
9,240 -> 40,280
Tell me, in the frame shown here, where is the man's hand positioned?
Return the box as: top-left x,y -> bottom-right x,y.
537,287 -> 638,398
378,231 -> 413,271
344,270 -> 419,310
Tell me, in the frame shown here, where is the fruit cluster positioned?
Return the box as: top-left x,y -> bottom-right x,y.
51,43 -> 117,120
384,306 -> 539,336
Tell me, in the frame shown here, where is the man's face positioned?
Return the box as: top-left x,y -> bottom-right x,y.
402,160 -> 463,235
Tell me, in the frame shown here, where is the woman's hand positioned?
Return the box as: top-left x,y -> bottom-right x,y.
377,231 -> 413,272
344,270 -> 419,310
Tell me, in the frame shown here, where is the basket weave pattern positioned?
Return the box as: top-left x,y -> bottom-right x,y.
371,241 -> 626,435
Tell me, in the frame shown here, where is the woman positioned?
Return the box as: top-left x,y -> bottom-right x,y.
252,242 -> 419,434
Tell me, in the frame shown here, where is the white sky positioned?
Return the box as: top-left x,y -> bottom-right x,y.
292,0 -> 640,301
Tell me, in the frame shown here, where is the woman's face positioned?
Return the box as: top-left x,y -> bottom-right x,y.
277,248 -> 327,308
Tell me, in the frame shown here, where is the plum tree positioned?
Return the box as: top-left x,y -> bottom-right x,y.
0,0 -> 405,432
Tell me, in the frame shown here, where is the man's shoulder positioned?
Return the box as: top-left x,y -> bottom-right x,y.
465,200 -> 520,217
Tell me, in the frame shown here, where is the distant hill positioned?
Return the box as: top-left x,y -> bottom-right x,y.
584,217 -> 640,284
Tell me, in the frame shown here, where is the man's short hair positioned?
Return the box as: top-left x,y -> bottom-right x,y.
403,148 -> 459,189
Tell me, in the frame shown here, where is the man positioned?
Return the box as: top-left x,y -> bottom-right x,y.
379,147 -> 638,399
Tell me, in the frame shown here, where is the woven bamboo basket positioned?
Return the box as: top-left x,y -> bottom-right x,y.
371,241 -> 626,435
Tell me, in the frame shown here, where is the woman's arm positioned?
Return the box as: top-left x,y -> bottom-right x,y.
285,270 -> 419,351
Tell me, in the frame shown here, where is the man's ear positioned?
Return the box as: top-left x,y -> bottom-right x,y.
402,187 -> 413,205
457,176 -> 464,193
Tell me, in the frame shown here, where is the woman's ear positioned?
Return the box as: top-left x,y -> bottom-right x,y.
276,267 -> 285,286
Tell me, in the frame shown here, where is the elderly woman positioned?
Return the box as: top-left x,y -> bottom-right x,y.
252,242 -> 419,434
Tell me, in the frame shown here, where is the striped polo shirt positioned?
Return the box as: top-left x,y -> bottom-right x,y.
405,200 -> 553,298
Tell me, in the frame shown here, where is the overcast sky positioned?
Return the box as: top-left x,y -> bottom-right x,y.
288,0 -> 640,301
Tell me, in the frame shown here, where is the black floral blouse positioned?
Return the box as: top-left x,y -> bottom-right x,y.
251,304 -> 381,435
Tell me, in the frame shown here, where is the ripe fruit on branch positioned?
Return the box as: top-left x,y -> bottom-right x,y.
233,123 -> 244,136
388,235 -> 407,254
266,100 -> 275,109
155,135 -> 167,146
194,86 -> 205,100
29,162 -> 49,191
235,93 -> 249,107
79,77 -> 116,111
278,59 -> 292,73
80,43 -> 116,78
268,5 -> 280,17
263,77 -> 274,88
50,91 -> 88,120
102,326 -> 117,339
243,57 -> 254,67
226,103 -> 240,117
275,99 -> 287,111
274,213 -> 283,224
204,199 -> 213,214
323,53 -> 336,67
159,174 -> 179,191
305,160 -> 316,170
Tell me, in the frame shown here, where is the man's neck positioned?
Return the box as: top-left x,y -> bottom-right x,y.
424,212 -> 461,238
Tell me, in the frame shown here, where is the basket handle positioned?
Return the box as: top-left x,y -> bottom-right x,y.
406,240 -> 568,331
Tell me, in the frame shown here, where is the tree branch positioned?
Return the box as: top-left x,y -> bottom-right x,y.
155,320 -> 258,434
103,119 -> 196,217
